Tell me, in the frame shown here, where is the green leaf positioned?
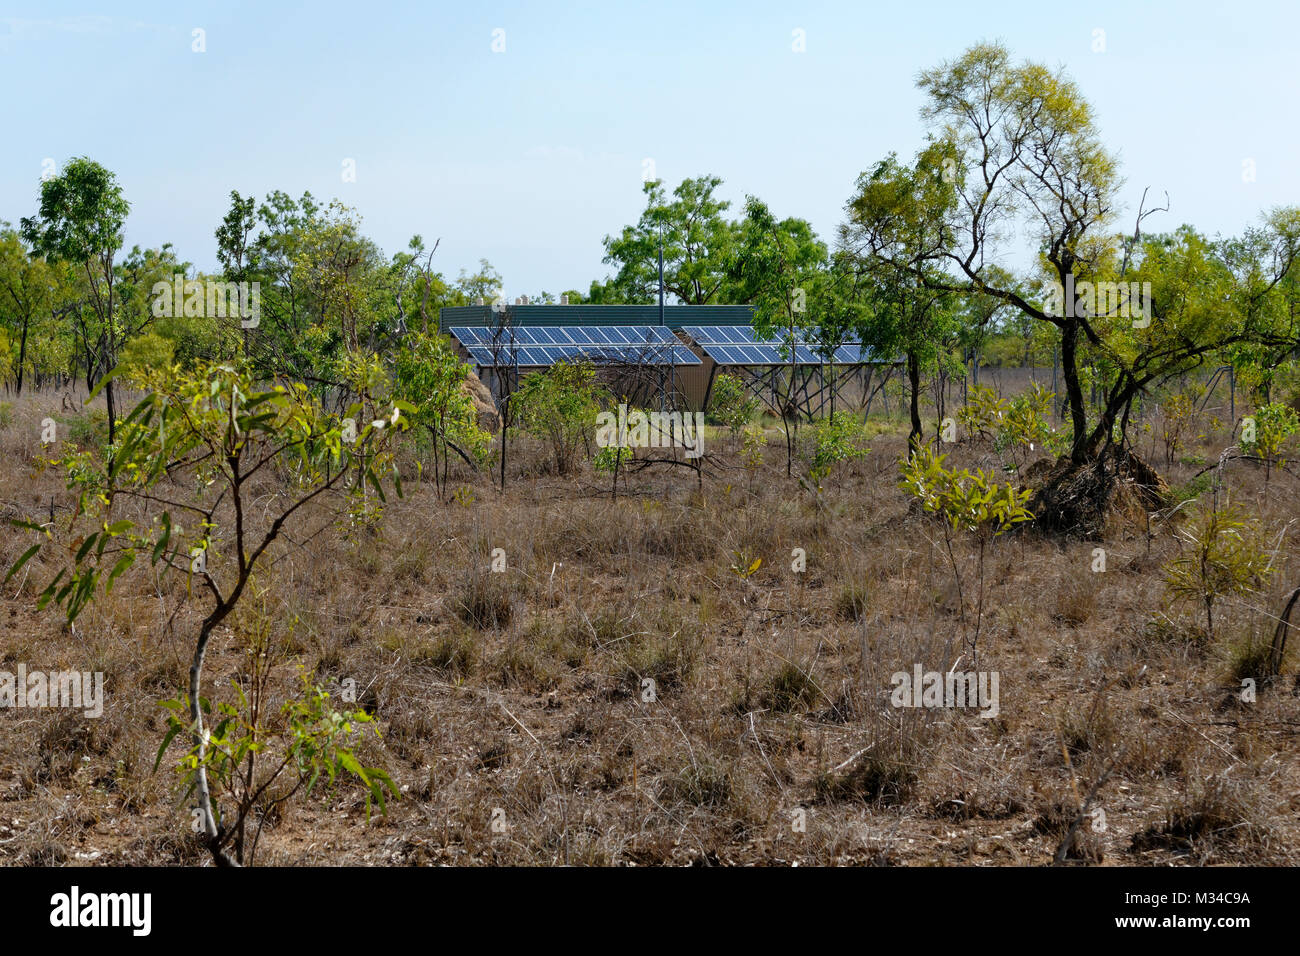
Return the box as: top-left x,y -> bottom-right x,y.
154,723 -> 182,773
105,551 -> 135,592
86,365 -> 122,404
75,532 -> 98,563
5,544 -> 42,584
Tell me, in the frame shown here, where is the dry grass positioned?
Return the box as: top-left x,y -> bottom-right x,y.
1,381 -> 1298,866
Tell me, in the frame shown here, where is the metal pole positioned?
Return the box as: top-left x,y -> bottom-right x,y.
658,224 -> 665,327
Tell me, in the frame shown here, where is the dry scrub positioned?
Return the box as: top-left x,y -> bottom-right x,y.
1,384 -> 1297,866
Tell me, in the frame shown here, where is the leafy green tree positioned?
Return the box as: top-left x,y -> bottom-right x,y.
1163,499 -> 1273,640
389,235 -> 452,334
798,410 -> 869,498
20,157 -> 131,441
116,331 -> 175,386
0,224 -> 59,395
900,446 -> 1033,667
841,150 -> 972,450
454,258 -> 504,305
847,43 -> 1300,531
116,243 -> 213,364
390,331 -> 490,498
705,372 -> 759,441
1241,401 -> 1300,487
597,176 -> 736,304
730,196 -> 829,473
8,358 -> 411,865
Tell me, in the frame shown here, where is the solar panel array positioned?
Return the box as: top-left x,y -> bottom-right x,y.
449,325 -> 700,368
683,326 -> 868,366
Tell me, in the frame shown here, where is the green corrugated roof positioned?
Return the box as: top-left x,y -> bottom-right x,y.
438,304 -> 755,331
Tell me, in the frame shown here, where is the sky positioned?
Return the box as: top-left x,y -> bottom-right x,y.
2,0 -> 1297,298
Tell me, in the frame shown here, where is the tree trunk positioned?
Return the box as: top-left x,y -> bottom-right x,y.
189,610 -> 240,867
1060,322 -> 1088,463
907,351 -> 922,450
15,314 -> 28,396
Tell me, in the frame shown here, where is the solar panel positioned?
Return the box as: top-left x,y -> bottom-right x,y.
448,325 -> 701,367
681,325 -> 869,366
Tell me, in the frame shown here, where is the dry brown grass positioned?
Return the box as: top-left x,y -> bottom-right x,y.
1,382 -> 1298,866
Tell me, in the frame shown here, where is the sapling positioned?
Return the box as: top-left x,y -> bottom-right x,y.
8,357 -> 410,865
900,446 -> 1033,668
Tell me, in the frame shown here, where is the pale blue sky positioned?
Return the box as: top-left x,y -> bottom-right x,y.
2,1 -> 1296,297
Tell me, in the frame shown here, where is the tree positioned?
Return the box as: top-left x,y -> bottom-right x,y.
1163,499 -> 1273,640
0,224 -> 57,395
730,196 -> 828,474
845,43 -> 1300,530
20,158 -> 131,441
900,446 -> 1033,668
598,176 -> 736,304
840,154 -> 974,450
390,330 -> 490,499
8,358 -> 410,865
388,235 -> 447,334
454,258 -> 503,305
514,361 -> 602,475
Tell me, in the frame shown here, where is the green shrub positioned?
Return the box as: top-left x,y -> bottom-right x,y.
514,362 -> 602,474
706,373 -> 758,436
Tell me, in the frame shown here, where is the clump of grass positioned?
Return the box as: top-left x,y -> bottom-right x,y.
37,710 -> 118,783
816,747 -> 918,805
1131,773 -> 1270,854
834,584 -> 870,622
1225,632 -> 1274,684
1136,616 -> 1207,651
1032,796 -> 1104,862
413,630 -> 477,676
1057,701 -> 1118,758
583,608 -> 635,649
456,572 -> 513,630
390,543 -> 431,584
760,660 -> 819,713
535,628 -> 587,669
61,409 -> 108,451
665,759 -> 732,807
476,740 -> 511,771
492,641 -> 560,690
621,631 -> 702,694
1053,576 -> 1097,627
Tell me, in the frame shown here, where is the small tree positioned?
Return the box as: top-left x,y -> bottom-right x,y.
705,372 -> 759,446
390,330 -> 490,499
8,358 -> 409,865
1163,499 -> 1274,640
1241,402 -> 1299,488
797,411 -> 869,499
900,446 -> 1033,667
513,361 -> 602,475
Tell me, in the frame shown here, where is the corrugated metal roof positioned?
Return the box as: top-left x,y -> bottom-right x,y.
438,304 -> 756,331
